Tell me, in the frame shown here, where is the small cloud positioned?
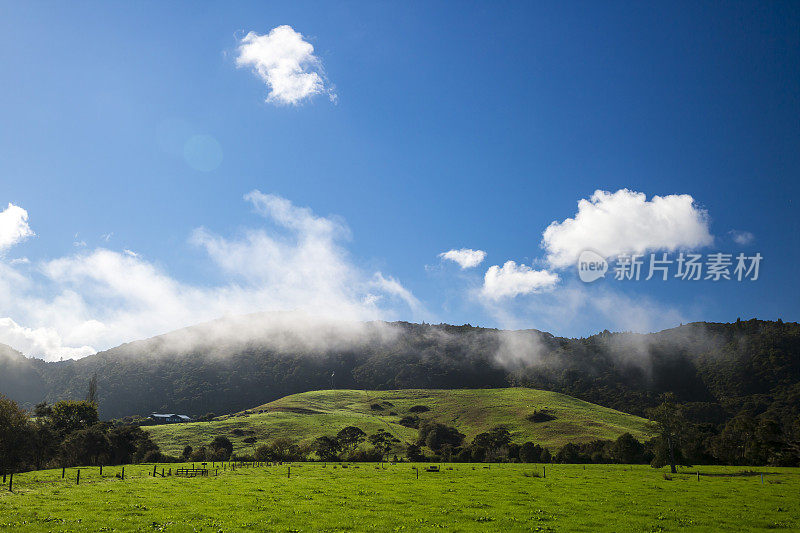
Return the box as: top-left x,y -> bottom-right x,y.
729,230 -> 755,245
439,248 -> 487,269
0,203 -> 34,252
236,25 -> 336,106
123,249 -> 139,258
10,257 -> 30,265
101,232 -> 114,242
481,261 -> 559,300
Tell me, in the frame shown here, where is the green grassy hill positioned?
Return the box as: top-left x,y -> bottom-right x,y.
145,388 -> 655,456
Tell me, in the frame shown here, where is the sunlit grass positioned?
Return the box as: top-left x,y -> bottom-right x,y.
1,462 -> 797,532
146,388 -> 655,456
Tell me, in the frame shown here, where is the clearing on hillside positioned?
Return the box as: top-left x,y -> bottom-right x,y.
146,388 -> 654,456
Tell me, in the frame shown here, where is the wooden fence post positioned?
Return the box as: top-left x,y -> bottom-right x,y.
62,467 -> 65,479
77,470 -> 80,485
100,465 -> 103,476
121,467 -> 124,480
288,466 -> 291,479
543,465 -> 546,478
8,473 -> 12,492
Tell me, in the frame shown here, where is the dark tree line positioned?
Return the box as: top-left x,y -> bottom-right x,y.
0,395 -> 163,475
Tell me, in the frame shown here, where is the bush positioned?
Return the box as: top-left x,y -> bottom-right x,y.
409,405 -> 430,413
398,415 -> 420,428
142,450 -> 162,463
526,410 -> 557,423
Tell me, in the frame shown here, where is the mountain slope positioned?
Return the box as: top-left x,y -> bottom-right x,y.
144,388 -> 655,456
0,317 -> 797,433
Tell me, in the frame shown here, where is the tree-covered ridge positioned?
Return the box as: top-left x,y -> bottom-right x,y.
0,318 -> 797,440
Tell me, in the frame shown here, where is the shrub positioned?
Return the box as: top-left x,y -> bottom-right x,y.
526,410 -> 556,423
398,415 -> 420,428
409,405 -> 430,413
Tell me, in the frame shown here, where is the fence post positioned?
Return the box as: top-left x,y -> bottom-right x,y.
100,465 -> 103,476
697,472 -> 700,481
153,465 -> 157,477
8,473 -> 12,492
543,465 -> 546,478
77,470 -> 80,485
121,467 -> 124,480
288,466 -> 290,479
62,466 -> 65,479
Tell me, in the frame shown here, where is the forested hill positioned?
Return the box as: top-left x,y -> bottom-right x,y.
0,317 -> 797,429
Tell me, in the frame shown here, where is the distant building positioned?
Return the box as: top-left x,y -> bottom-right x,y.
149,413 -> 193,424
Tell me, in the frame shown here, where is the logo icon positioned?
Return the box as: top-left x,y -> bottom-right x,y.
577,250 -> 608,283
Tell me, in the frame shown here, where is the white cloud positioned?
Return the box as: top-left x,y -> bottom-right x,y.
542,189 -> 713,268
729,230 -> 754,245
236,25 -> 335,106
0,317 -> 95,360
439,248 -> 486,269
0,203 -> 34,252
0,193 -> 421,360
481,261 -> 559,300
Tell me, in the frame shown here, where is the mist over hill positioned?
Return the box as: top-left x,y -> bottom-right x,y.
0,316 -> 797,431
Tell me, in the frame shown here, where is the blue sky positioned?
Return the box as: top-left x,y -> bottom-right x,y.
0,1 -> 798,359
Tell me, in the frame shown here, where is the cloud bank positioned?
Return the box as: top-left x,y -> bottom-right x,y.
236,25 -> 335,106
439,248 -> 486,269
0,192 -> 419,360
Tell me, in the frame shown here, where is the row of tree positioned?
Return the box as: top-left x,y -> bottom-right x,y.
0,395 -> 163,474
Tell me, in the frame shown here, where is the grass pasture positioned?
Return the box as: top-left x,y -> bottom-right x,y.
1,462 -> 797,532
146,388 -> 655,456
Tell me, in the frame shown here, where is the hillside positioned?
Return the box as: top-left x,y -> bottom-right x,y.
0,317 -> 797,440
144,388 -> 655,456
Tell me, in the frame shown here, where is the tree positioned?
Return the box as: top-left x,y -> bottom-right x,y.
472,426 -> 511,460
313,436 -> 341,461
519,442 -> 543,463
86,373 -> 98,405
555,443 -> 582,464
60,426 -> 110,466
0,395 -> 31,474
369,430 -> 400,460
182,445 -> 193,459
406,443 -> 424,462
611,433 -> 644,464
337,426 -> 367,455
647,394 -> 685,473
417,422 -> 464,452
209,436 -> 234,460
50,401 -> 99,436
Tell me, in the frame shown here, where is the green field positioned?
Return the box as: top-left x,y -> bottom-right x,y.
1,462 -> 797,531
145,388 -> 655,456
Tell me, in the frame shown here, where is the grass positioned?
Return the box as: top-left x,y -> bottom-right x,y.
145,388 -> 656,456
1,462 -> 797,531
